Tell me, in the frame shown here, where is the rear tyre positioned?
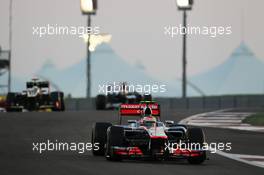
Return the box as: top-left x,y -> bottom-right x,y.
105,126 -> 124,161
92,122 -> 112,156
50,91 -> 65,111
187,128 -> 206,164
96,95 -> 106,110
6,92 -> 23,112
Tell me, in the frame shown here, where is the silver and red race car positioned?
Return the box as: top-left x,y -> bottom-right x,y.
92,101 -> 206,164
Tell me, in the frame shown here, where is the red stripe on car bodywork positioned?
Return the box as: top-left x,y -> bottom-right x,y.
150,135 -> 168,139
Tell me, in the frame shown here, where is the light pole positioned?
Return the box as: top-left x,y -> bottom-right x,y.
80,0 -> 97,98
8,0 -> 13,92
176,0 -> 193,99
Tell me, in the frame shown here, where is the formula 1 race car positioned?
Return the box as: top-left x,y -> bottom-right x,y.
5,78 -> 65,112
96,92 -> 142,110
91,102 -> 206,164
95,82 -> 152,110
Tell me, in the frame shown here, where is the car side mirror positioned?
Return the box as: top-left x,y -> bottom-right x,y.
165,120 -> 174,126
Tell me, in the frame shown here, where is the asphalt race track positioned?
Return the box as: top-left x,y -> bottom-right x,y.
0,110 -> 263,175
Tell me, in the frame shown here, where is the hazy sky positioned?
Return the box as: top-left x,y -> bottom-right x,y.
0,0 -> 264,83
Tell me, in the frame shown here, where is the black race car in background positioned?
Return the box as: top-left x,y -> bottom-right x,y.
5,78 -> 65,112
95,82 -> 152,110
91,102 -> 207,164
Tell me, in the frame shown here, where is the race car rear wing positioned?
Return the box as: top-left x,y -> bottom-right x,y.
118,103 -> 160,124
26,81 -> 49,88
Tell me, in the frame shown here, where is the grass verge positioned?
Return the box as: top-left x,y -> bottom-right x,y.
243,113 -> 264,126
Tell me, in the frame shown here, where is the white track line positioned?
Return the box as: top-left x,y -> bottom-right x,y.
179,109 -> 264,132
214,150 -> 264,168
180,110 -> 264,168
178,109 -> 230,125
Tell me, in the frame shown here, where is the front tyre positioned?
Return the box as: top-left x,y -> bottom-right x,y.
105,126 -> 124,161
187,128 -> 206,164
92,122 -> 112,156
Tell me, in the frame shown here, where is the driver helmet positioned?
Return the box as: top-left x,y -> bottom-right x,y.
141,116 -> 157,128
